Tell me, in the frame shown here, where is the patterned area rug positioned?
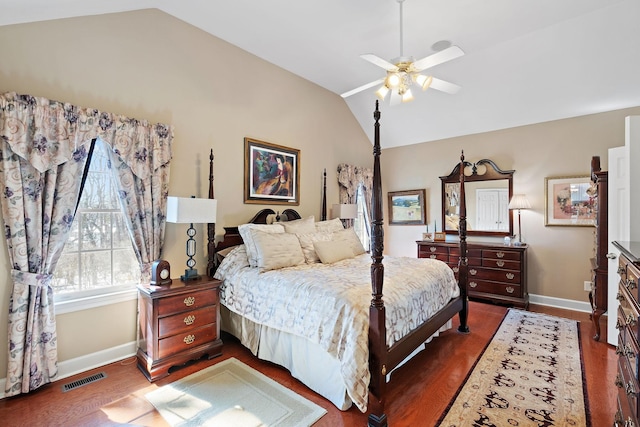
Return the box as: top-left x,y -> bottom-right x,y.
145,357 -> 326,426
437,309 -> 590,427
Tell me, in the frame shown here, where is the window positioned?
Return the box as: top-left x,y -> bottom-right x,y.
52,139 -> 140,303
352,185 -> 370,251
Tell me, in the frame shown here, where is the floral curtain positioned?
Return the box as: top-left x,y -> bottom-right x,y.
0,92 -> 173,396
337,163 -> 373,228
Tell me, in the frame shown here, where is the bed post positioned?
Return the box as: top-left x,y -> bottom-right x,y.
368,100 -> 388,427
457,150 -> 470,333
207,149 -> 216,278
321,168 -> 327,220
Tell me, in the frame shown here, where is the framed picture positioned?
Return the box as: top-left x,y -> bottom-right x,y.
434,232 -> 446,242
388,189 -> 426,225
422,232 -> 434,242
544,175 -> 596,226
244,138 -> 300,205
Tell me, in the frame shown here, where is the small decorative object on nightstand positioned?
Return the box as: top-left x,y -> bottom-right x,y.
150,259 -> 172,286
136,277 -> 223,381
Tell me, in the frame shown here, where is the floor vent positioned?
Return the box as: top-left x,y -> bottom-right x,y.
62,372 -> 107,392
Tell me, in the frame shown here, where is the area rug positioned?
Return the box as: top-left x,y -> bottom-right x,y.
437,309 -> 590,427
145,357 -> 326,426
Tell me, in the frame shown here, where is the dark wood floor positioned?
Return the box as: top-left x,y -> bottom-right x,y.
0,302 -> 616,426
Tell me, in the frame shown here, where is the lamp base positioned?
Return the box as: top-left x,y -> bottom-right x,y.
180,268 -> 200,282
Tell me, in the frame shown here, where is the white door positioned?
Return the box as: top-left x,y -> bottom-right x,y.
476,189 -> 509,231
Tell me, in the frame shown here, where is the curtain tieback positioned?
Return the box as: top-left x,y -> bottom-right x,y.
11,269 -> 52,288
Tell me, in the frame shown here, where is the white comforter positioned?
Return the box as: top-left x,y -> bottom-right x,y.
214,245 -> 459,412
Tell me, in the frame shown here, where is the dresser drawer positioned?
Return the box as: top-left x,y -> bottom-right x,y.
418,244 -> 449,258
617,356 -> 640,421
482,249 -> 521,261
482,258 -> 520,270
158,289 -> 217,316
449,256 -> 482,267
618,324 -> 640,380
625,264 -> 640,303
450,248 -> 482,258
158,324 -> 218,359
158,306 -> 217,338
618,285 -> 640,342
469,267 -> 521,284
468,279 -> 522,298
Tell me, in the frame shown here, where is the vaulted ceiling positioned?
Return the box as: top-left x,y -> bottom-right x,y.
2,0 -> 639,148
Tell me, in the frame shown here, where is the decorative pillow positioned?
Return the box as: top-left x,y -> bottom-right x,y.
315,217 -> 344,233
332,228 -> 366,255
252,230 -> 306,272
238,223 -> 285,267
313,240 -> 355,264
282,215 -> 316,234
296,231 -> 334,263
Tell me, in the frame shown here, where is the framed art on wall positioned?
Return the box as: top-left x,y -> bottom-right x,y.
544,175 -> 595,226
388,189 -> 426,225
244,138 -> 300,205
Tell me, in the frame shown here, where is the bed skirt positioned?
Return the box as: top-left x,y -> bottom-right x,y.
220,305 -> 453,412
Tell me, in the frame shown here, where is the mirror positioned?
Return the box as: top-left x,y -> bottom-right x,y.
440,159 -> 514,237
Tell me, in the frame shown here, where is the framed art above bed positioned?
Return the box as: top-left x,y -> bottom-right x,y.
244,137 -> 300,205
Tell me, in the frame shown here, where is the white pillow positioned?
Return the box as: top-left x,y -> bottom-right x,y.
296,231 -> 333,263
252,230 -> 306,272
331,228 -> 366,255
313,240 -> 355,264
315,218 -> 344,233
282,215 -> 316,234
238,223 -> 285,267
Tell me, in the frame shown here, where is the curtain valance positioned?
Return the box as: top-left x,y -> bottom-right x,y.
0,92 -> 173,177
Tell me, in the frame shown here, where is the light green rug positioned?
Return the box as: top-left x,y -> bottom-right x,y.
145,357 -> 327,427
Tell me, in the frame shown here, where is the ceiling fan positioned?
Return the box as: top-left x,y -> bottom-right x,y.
341,0 -> 464,105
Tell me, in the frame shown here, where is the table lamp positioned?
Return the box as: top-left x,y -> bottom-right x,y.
508,194 -> 531,246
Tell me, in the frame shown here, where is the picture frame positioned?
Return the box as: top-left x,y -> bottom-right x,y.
244,137 -> 300,205
544,175 -> 596,226
422,232 -> 434,242
388,189 -> 426,225
433,232 -> 446,242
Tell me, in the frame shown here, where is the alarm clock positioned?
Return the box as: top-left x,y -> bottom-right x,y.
151,260 -> 172,285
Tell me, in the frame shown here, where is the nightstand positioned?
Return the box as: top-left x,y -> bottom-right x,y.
136,277 -> 223,381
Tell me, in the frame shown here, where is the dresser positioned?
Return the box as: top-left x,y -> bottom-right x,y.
613,241 -> 640,426
136,277 -> 223,381
417,241 -> 528,308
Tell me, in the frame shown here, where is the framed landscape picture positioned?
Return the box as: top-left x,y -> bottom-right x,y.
388,189 -> 426,225
544,175 -> 595,226
244,138 -> 300,205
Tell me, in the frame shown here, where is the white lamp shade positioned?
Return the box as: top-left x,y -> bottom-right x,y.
508,194 -> 531,210
166,196 -> 217,223
332,203 -> 357,220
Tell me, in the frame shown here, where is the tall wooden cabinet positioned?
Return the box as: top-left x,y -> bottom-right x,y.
589,156 -> 608,341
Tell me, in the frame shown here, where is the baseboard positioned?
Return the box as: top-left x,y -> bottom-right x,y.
528,293 -> 594,314
0,340 -> 137,400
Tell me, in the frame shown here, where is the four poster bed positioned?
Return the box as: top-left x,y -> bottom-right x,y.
206,102 -> 469,426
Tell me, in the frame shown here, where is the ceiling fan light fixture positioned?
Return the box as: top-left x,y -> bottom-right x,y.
375,85 -> 390,100
414,74 -> 433,90
386,73 -> 401,88
401,88 -> 414,103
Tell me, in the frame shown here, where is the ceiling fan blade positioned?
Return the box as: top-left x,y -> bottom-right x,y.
429,77 -> 462,94
389,90 -> 402,106
340,78 -> 385,98
411,45 -> 464,72
360,54 -> 399,72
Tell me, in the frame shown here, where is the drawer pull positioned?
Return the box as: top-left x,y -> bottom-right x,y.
618,266 -> 626,275
617,292 -> 625,302
430,247 -> 436,252
469,282 -> 478,288
506,286 -> 514,294
616,374 -> 625,389
183,296 -> 196,307
496,260 -> 505,267
616,319 -> 624,330
506,273 -> 515,280
627,279 -> 637,290
626,314 -> 637,327
452,267 -> 459,273
625,344 -> 636,359
430,255 -> 437,259
183,334 -> 195,345
625,381 -> 635,396
616,345 -> 625,356
496,252 -> 505,258
183,315 -> 196,325
469,269 -> 477,276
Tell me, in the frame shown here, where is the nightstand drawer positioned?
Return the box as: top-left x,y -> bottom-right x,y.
158,324 -> 218,359
158,289 -> 217,316
468,279 -> 522,298
468,267 -> 521,284
159,306 -> 217,338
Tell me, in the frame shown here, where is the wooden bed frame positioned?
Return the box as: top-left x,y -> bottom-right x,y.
206,101 -> 469,426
